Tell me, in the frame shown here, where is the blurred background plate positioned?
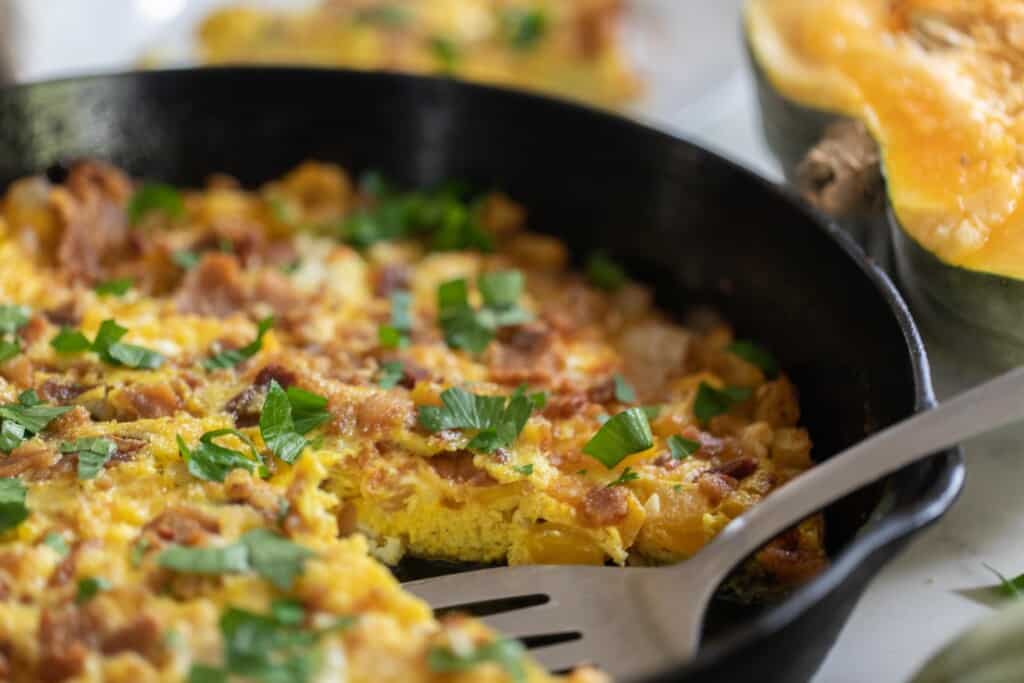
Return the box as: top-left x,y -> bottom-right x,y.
0,0 -> 778,177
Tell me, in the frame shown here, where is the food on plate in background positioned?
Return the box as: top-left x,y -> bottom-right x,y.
198,0 -> 641,107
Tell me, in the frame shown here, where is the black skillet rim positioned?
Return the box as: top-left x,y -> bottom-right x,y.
0,66 -> 967,680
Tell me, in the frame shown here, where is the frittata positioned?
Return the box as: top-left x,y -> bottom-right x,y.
196,0 -> 640,108
0,159 -> 824,681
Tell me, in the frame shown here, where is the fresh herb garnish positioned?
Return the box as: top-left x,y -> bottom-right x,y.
693,382 -> 752,425
0,478 -> 28,532
158,528 -> 314,590
418,386 -> 536,453
60,437 -> 117,480
127,183 -> 184,225
430,36 -> 460,70
76,576 -> 111,603
582,407 -> 654,468
190,602 -> 355,683
94,278 -> 134,297
355,4 -> 409,26
376,361 -> 405,389
437,272 -> 531,353
379,290 -> 412,349
43,532 -> 69,557
607,466 -> 640,487
586,251 -> 628,291
983,563 -> 1024,599
501,7 -> 548,50
50,319 -> 164,369
203,317 -> 274,370
0,304 -> 30,363
173,249 -> 200,270
727,340 -> 779,378
131,538 -> 151,567
0,390 -> 71,453
642,405 -> 661,420
512,464 -> 533,476
260,381 -> 329,465
428,638 -> 526,683
668,435 -> 700,460
613,374 -> 637,403
178,430 -> 266,483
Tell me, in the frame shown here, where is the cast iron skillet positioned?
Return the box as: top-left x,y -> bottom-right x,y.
0,68 -> 963,682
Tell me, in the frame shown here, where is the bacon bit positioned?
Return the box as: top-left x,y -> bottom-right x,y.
48,540 -> 97,588
650,452 -> 681,470
100,614 -> 163,660
711,456 -> 758,481
50,161 -> 133,285
224,385 -> 264,428
757,539 -> 828,584
428,450 -> 497,487
496,322 -> 551,354
586,378 -> 616,405
43,301 -> 82,329
355,392 -> 415,437
253,269 -> 305,316
255,363 -> 298,389
542,393 -> 588,419
176,252 -> 248,318
0,355 -> 33,386
38,604 -> 94,682
579,485 -> 629,527
115,384 -> 182,420
0,441 -> 60,478
698,471 -> 738,506
109,435 -> 147,463
38,379 -> 86,405
141,507 -> 220,548
47,406 -> 91,438
397,361 -> 430,389
374,263 -> 411,297
17,314 -> 49,345
223,468 -> 281,517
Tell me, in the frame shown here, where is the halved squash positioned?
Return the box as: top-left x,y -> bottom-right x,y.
745,0 -> 1024,366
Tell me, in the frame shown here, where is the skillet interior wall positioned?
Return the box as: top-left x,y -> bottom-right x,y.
0,66 -> 925,654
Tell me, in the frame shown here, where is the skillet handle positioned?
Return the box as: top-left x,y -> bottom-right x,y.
695,366 -> 1024,577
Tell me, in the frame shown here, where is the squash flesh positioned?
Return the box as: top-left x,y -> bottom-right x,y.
747,0 -> 1024,279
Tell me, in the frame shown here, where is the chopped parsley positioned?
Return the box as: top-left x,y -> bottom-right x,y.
586,251 -> 628,291
668,435 -> 700,460
437,272 -> 532,353
0,304 -> 29,363
983,563 -> 1024,599
94,278 -> 133,297
43,532 -> 69,557
173,249 -> 200,270
0,390 -> 72,453
203,317 -> 274,370
693,382 -> 752,425
428,638 -> 526,683
607,466 -> 640,487
501,7 -> 548,50
727,340 -> 779,378
642,405 -> 661,420
158,529 -> 314,590
354,4 -> 409,26
130,538 -> 151,567
430,36 -> 460,70
260,381 -> 329,465
0,478 -> 28,532
127,183 -> 184,225
582,407 -> 654,468
376,361 -> 405,390
50,319 -> 164,369
613,374 -> 637,403
190,601 -> 355,683
379,290 -> 412,349
60,437 -> 117,480
512,464 -> 534,476
418,386 -> 537,453
76,576 -> 111,603
178,430 -> 266,483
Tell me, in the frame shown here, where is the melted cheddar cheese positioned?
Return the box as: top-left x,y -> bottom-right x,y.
196,0 -> 640,108
748,0 -> 1024,279
0,160 -> 823,681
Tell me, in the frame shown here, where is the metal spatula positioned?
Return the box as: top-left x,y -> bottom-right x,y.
406,367 -> 1024,680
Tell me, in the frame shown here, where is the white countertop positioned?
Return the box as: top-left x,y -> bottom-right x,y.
3,2 -> 1018,680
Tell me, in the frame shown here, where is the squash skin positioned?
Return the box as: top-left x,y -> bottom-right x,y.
744,23 -> 1024,368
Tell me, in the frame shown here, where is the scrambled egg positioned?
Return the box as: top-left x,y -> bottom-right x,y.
0,159 -> 823,681
196,0 -> 640,108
